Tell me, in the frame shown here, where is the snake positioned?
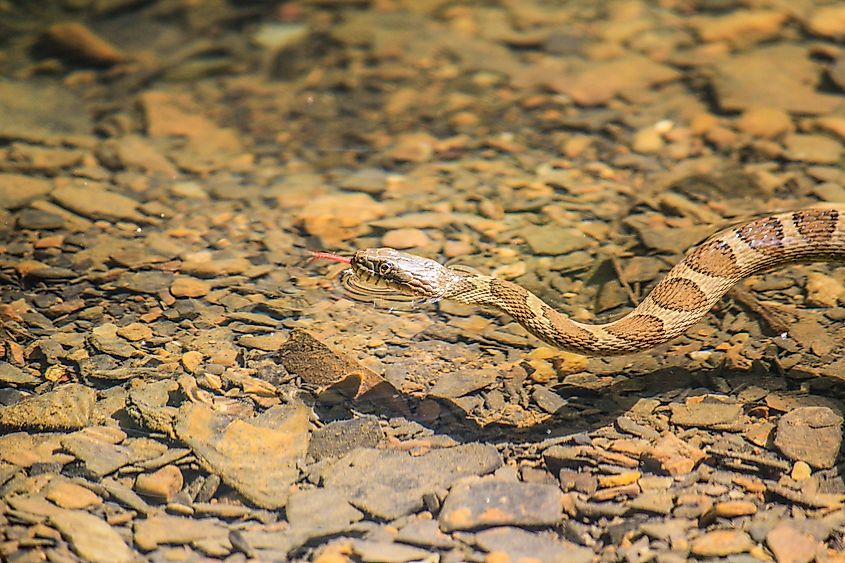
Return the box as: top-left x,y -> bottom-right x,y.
315,207 -> 845,355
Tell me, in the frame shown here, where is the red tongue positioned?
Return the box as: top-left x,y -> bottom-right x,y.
308,251 -> 352,264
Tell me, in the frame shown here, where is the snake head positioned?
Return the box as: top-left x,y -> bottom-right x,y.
351,247 -> 450,300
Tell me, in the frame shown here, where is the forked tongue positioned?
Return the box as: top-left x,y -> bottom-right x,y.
308,251 -> 352,264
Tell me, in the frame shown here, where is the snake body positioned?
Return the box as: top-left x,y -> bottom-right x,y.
348,207 -> 845,355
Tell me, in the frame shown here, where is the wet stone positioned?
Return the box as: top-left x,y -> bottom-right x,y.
321,444 -> 501,520
307,416 -> 384,461
439,479 -> 564,531
395,519 -> 455,549
52,184 -> 146,223
774,406 -> 843,469
17,208 -> 66,230
0,383 -> 95,431
474,526 -> 594,563
117,271 -> 175,294
50,510 -> 134,563
175,402 -> 310,509
644,432 -> 707,476
520,224 -> 592,255
670,400 -> 743,428
0,174 -> 52,209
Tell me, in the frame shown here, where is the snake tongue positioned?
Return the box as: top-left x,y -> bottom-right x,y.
308,251 -> 352,264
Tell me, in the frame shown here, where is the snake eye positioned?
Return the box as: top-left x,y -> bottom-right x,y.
378,262 -> 393,276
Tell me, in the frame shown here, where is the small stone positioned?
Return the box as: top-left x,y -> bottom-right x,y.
439,479 -> 563,531
806,5 -> 845,38
171,276 -> 211,298
784,134 -> 842,164
52,184 -> 146,222
286,487 -> 363,530
792,461 -> 812,481
767,522 -> 820,563
0,383 -> 95,431
46,481 -> 102,509
629,492 -> 674,515
238,333 -> 288,351
520,225 -> 592,255
382,228 -> 431,249
308,416 -> 384,461
670,400 -> 743,428
116,322 -> 153,342
475,526 -> 593,563
133,514 -> 230,552
135,464 -> 183,502
0,362 -> 39,385
713,500 -> 757,517
691,10 -> 787,46
50,510 -> 134,563
774,406 -> 843,468
598,471 -> 640,488
690,530 -> 754,557
736,107 -> 793,138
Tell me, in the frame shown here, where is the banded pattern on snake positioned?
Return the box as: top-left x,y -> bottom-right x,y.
336,207 -> 845,356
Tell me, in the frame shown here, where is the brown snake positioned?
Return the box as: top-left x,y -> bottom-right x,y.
327,207 -> 845,356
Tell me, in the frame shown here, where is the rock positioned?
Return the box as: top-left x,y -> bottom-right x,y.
475,527 -> 594,563
792,461 -> 812,481
62,430 -> 167,477
175,402 -> 310,509
0,383 -> 95,431
644,432 -> 707,476
50,510 -> 134,563
713,500 -> 757,518
133,514 -> 230,552
116,322 -> 153,342
427,369 -> 498,399
170,276 -> 211,298
549,54 -> 679,106
307,416 -> 384,461
46,481 -> 102,509
691,10 -> 787,46
17,208 -> 66,229
350,539 -> 433,562
774,406 -> 843,468
784,134 -> 842,164
0,174 -> 52,209
44,22 -> 126,65
806,4 -> 845,38
0,432 -> 68,467
238,333 -> 288,351
117,271 -> 175,294
286,487 -> 363,531
296,192 -> 386,245
382,228 -> 431,249
670,400 -> 742,428
0,362 -> 39,385
396,519 -> 454,549
736,107 -> 793,138
766,522 -> 820,563
629,492 -> 674,515
712,45 -> 841,114
690,529 -> 754,557
135,464 -> 183,502
52,184 -> 146,223
632,127 -> 664,153
520,224 -> 592,255
805,271 -> 843,307
439,479 -> 563,531
180,256 -> 251,277
321,444 -> 502,520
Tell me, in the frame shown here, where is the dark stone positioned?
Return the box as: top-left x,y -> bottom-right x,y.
308,416 -> 384,461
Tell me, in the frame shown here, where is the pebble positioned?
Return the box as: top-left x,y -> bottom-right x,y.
439,479 -> 564,531
286,487 -> 363,530
644,432 -> 706,476
774,406 -> 843,468
46,481 -> 103,509
791,461 -> 812,481
806,4 -> 845,38
382,228 -> 431,249
520,225 -> 592,255
766,522 -> 820,563
670,400 -> 743,428
0,174 -> 53,209
45,22 -> 126,65
805,271 -> 843,308
116,322 -> 153,342
52,184 -> 146,222
631,127 -> 664,153
307,416 -> 384,461
135,464 -> 184,502
713,500 -> 757,518
475,526 -> 594,563
783,134 -> 843,164
50,510 -> 135,563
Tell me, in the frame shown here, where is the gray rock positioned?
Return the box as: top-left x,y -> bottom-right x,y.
62,433 -> 167,477
428,368 -> 498,399
520,224 -> 592,255
439,479 -> 564,531
0,362 -> 39,386
286,487 -> 363,531
50,510 -> 134,563
670,401 -> 743,428
475,527 -> 594,563
0,174 -> 52,209
774,406 -> 843,468
308,416 -> 383,461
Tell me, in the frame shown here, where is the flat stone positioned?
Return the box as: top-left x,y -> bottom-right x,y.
0,174 -> 52,209
774,406 -> 843,468
784,134 -> 842,164
0,432 -> 68,467
52,184 -> 146,223
321,443 -> 501,520
116,322 -> 153,342
629,492 -> 675,515
428,368 -> 498,399
396,519 -> 454,549
175,402 -> 310,509
44,22 -> 126,65
50,510 -> 134,563
133,514 -> 230,552
350,539 -> 433,563
439,479 -> 563,531
670,400 -> 742,428
135,464 -> 183,502
46,481 -> 102,509
307,416 -> 384,461
520,224 -> 592,255
170,276 -> 211,297
62,431 -> 167,477
0,362 -> 39,385
116,271 -> 175,294
766,522 -> 820,563
286,487 -> 363,531
475,526 -> 594,563
0,383 -> 95,431
690,529 -> 754,557
644,432 -> 707,476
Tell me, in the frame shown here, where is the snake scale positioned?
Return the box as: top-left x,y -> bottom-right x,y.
326,207 -> 845,356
